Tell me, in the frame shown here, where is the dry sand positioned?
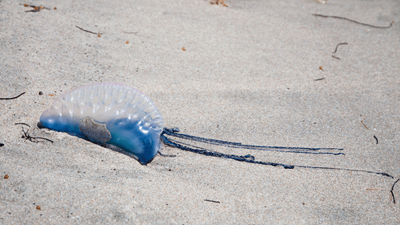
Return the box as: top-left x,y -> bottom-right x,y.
1,0 -> 399,224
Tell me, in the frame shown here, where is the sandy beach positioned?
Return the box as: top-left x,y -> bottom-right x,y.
1,0 -> 399,223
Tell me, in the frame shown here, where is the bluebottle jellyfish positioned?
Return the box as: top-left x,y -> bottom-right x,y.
38,83 -> 398,203
38,83 -> 164,164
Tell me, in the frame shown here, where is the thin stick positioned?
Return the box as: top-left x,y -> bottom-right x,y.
204,199 -> 220,203
20,4 -> 51,10
21,4 -> 51,12
373,135 -> 378,144
0,92 -> 26,100
313,14 -> 394,29
361,120 -> 369,129
332,42 -> 348,54
390,179 -> 399,204
75,25 -> 101,35
15,123 -> 30,127
314,78 -> 325,81
331,55 -> 341,60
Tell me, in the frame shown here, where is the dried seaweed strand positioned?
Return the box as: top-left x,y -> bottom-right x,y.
15,123 -> 30,127
373,135 -> 379,144
313,14 -> 394,29
21,4 -> 51,12
332,42 -> 348,54
390,179 -> 400,204
0,92 -> 26,100
21,127 -> 53,143
75,25 -> 101,35
204,199 -> 220,203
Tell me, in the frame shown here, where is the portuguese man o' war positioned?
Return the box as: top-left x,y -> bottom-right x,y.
38,83 -> 164,164
37,83 -> 342,165
38,83 -> 398,203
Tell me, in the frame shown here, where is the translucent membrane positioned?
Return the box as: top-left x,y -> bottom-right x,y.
39,83 -> 164,164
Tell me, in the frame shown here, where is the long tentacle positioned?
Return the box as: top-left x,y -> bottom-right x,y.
163,128 -> 344,156
161,128 -> 393,179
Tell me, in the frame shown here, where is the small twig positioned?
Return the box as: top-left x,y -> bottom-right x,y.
390,179 -> 400,204
331,43 -> 348,60
75,25 -> 101,35
361,120 -> 369,130
313,14 -> 394,29
332,42 -> 348,54
209,0 -> 228,7
20,127 -> 53,143
0,92 -> 26,100
21,4 -> 51,10
21,4 -> 51,13
314,78 -> 325,81
373,135 -> 378,144
15,123 -> 30,127
204,199 -> 220,203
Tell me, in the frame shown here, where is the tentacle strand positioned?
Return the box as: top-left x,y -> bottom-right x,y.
163,128 -> 344,156
161,128 -> 393,179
